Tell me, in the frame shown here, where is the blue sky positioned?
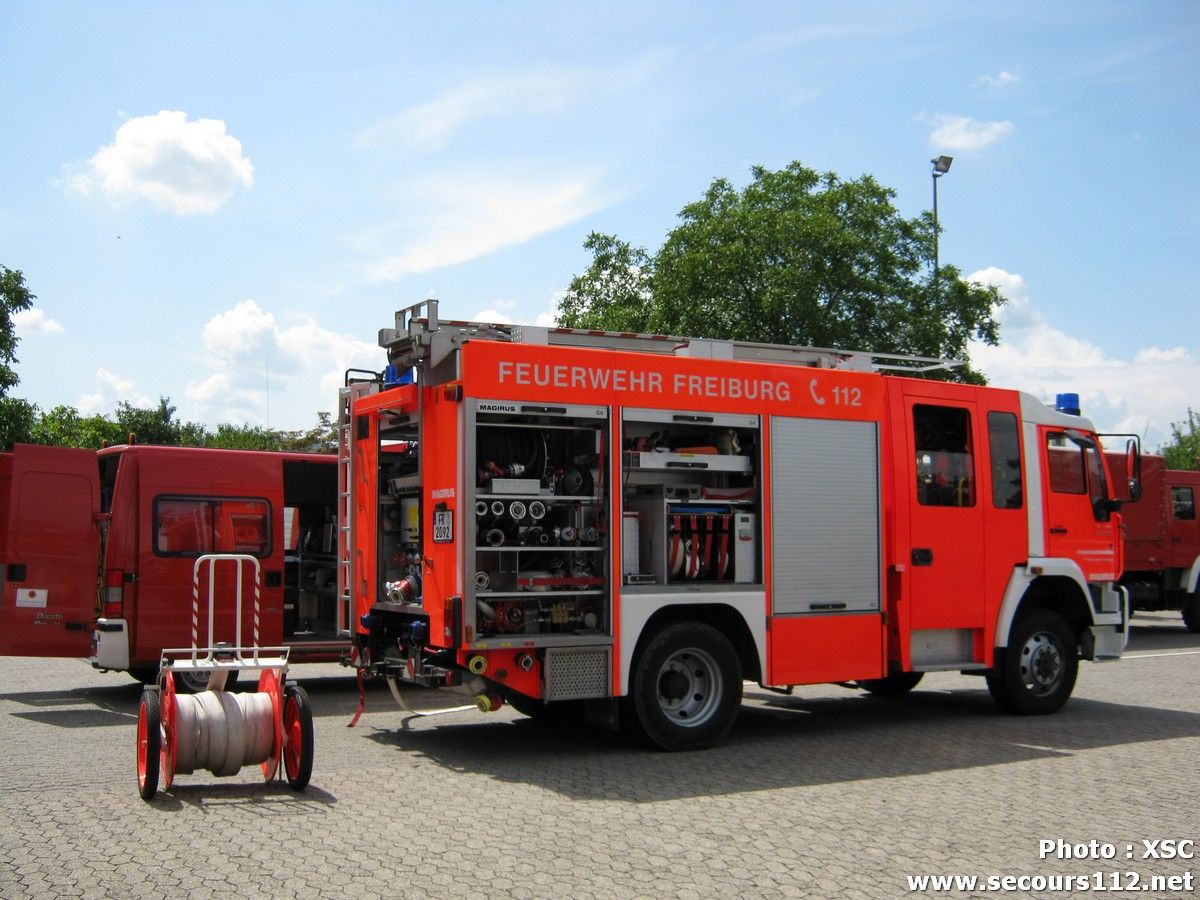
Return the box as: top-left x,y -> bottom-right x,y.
3,2 -> 1197,448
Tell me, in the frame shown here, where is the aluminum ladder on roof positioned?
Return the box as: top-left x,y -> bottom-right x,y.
376,297 -> 961,376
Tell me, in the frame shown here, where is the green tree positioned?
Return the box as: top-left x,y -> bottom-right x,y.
111,397 -> 207,446
1161,409 -> 1200,471
559,162 -> 1002,382
276,411 -> 337,454
0,397 -> 38,450
205,423 -> 283,451
1,266 -> 35,397
30,404 -> 122,449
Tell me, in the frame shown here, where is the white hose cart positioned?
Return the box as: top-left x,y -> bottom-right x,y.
136,554 -> 314,801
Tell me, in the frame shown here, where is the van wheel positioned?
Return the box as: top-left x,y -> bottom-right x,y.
858,672 -> 924,696
628,621 -> 741,751
136,690 -> 161,801
130,667 -> 158,686
986,610 -> 1078,715
177,670 -> 238,693
1182,591 -> 1200,634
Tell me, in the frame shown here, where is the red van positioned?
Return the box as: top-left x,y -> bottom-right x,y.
0,443 -> 341,687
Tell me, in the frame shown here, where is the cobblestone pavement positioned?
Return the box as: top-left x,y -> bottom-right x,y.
1,613 -> 1197,899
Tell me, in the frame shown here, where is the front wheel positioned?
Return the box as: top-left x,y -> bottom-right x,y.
283,684 -> 314,790
628,621 -> 742,751
1181,591 -> 1200,634
986,610 -> 1078,715
858,671 -> 924,697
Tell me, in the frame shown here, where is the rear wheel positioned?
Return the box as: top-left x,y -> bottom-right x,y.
986,610 -> 1078,715
177,669 -> 238,693
136,690 -> 161,801
858,671 -> 924,697
1182,591 -> 1200,634
282,684 -> 314,790
508,694 -> 583,725
628,621 -> 742,751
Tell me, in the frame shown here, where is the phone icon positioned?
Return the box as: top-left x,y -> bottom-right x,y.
809,378 -> 826,405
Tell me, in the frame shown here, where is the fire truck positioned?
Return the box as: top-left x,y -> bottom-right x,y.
0,443 -> 338,688
340,300 -> 1134,750
1104,452 -> 1200,631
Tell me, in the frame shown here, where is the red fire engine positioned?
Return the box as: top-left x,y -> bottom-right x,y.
1104,452 -> 1200,631
0,444 -> 339,688
339,300 -> 1134,750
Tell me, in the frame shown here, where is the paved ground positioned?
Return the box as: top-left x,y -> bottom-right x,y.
1,612 -> 1197,899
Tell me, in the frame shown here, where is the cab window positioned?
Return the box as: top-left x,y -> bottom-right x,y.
154,496 -> 271,557
914,404 -> 975,507
1045,432 -> 1111,522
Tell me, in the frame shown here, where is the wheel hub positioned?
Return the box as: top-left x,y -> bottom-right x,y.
1020,632 -> 1063,696
655,648 -> 722,726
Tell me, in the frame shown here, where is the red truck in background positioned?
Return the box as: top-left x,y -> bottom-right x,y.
1106,452 -> 1200,631
0,443 -> 340,688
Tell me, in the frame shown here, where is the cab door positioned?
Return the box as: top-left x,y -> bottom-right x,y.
905,398 -> 985,630
0,444 -> 101,657
1040,429 -> 1119,581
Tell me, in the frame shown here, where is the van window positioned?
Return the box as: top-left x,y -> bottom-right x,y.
1173,487 -> 1196,521
154,496 -> 270,557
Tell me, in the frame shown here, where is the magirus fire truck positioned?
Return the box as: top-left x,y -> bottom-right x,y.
339,299 -> 1135,750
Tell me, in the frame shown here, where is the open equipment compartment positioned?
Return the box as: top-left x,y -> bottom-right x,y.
621,407 -> 762,587
467,400 -> 611,643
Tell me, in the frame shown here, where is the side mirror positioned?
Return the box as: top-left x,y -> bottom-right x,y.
1125,437 -> 1142,502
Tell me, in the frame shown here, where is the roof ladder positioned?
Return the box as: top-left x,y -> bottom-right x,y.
377,297 -> 960,375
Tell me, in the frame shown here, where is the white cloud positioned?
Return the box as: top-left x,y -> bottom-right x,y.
975,70 -> 1020,89
77,368 -> 152,415
62,110 -> 254,215
186,300 -> 378,424
967,266 -> 1198,450
202,299 -> 276,359
360,70 -> 588,152
360,169 -> 617,281
13,308 -> 64,336
925,114 -> 1015,151
358,58 -> 663,153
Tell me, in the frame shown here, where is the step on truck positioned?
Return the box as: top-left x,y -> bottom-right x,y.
0,444 -> 340,689
1104,451 -> 1200,631
341,300 -> 1136,750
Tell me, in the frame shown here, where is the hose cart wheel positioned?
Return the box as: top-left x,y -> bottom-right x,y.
136,690 -> 162,801
283,684 -> 314,790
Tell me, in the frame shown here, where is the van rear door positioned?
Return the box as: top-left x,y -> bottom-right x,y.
0,444 -> 101,657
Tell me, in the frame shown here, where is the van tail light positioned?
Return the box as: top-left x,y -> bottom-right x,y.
104,569 -> 124,618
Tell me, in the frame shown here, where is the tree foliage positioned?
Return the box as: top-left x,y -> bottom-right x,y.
1,266 -> 35,397
559,162 -> 1002,382
1161,408 -> 1200,471
0,396 -> 338,454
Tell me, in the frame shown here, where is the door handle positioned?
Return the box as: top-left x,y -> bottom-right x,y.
1049,527 -> 1068,535
912,548 -> 933,566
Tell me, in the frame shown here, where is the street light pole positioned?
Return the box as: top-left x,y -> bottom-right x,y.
931,155 -> 953,279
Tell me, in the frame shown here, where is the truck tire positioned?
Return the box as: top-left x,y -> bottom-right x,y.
1182,591 -> 1200,634
986,609 -> 1078,715
628,621 -> 742,751
858,671 -> 924,697
508,694 -> 583,725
